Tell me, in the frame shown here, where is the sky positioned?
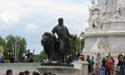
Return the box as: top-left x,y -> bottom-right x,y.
0,0 -> 90,54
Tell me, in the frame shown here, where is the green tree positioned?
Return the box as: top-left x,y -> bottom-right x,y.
0,36 -> 7,59
5,35 -> 27,61
32,50 -> 47,62
0,36 -> 6,50
70,36 -> 84,58
80,38 -> 84,51
40,50 -> 47,60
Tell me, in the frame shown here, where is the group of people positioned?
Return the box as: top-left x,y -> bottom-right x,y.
4,69 -> 39,75
4,69 -> 57,75
8,50 -> 34,63
86,53 -> 125,75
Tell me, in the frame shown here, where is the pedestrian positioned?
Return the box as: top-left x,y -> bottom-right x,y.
102,57 -> 106,68
93,63 -> 99,75
32,71 -> 40,75
118,54 -> 124,66
106,56 -> 114,75
90,56 -> 95,73
79,54 -> 85,62
86,55 -> 91,73
117,54 -> 124,75
124,55 -> 125,65
6,69 -> 13,75
24,70 -> 30,75
96,53 -> 101,67
19,72 -> 24,75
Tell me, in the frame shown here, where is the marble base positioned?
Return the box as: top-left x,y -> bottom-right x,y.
81,61 -> 88,75
37,65 -> 80,75
41,63 -> 74,67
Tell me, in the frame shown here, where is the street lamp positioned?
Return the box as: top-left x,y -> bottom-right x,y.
8,50 -> 13,63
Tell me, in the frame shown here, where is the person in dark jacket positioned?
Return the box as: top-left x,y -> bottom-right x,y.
102,57 -> 106,67
90,56 -> 95,72
86,55 -> 91,73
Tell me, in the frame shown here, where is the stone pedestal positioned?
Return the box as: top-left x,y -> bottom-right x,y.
84,0 -> 125,55
81,61 -> 88,75
37,65 -> 80,75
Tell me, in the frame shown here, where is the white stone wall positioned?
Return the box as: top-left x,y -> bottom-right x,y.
108,36 -> 125,51
84,37 -> 97,52
84,35 -> 125,53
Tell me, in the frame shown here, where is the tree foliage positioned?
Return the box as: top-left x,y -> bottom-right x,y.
0,35 -> 27,60
32,51 -> 48,62
70,36 -> 84,58
0,36 -> 6,50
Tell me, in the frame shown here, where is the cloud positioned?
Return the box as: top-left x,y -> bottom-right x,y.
0,12 -> 19,23
0,0 -> 90,54
25,24 -> 39,32
0,0 -> 89,29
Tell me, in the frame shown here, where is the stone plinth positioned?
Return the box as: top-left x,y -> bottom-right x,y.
37,65 -> 80,75
81,61 -> 88,75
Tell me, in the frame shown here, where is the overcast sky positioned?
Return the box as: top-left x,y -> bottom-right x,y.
0,0 -> 90,54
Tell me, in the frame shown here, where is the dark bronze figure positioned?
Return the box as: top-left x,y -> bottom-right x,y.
52,18 -> 73,63
41,18 -> 74,63
41,32 -> 59,63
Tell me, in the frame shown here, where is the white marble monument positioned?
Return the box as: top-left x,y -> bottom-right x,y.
84,0 -> 125,56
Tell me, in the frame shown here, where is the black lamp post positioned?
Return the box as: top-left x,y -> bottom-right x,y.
8,50 -> 13,62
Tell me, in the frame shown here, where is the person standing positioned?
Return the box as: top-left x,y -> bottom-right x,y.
106,56 -> 114,75
90,56 -> 95,73
117,54 -> 124,75
102,57 -> 106,68
86,55 -> 91,73
96,53 -> 101,67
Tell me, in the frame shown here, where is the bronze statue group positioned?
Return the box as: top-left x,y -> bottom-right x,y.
41,18 -> 75,64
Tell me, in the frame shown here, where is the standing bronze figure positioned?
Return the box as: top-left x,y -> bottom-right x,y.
52,18 -> 73,63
